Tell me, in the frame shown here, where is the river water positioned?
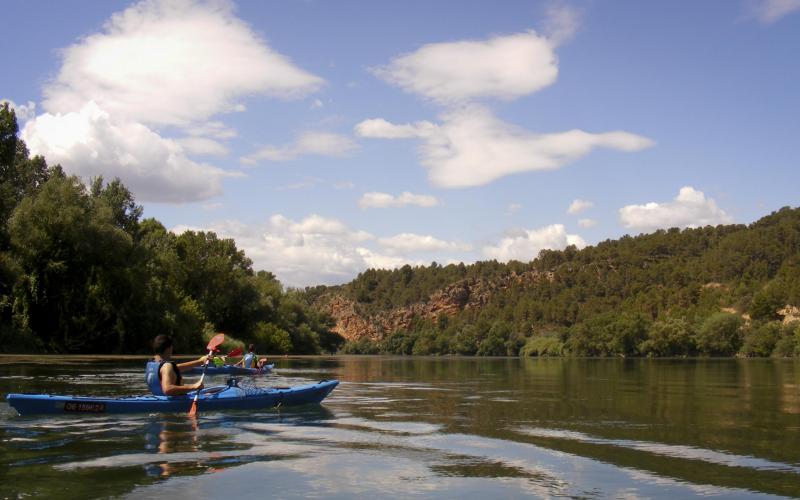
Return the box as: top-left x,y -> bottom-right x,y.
1,356 -> 799,499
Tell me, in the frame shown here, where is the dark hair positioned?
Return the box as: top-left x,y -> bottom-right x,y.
248,344 -> 255,352
153,335 -> 174,355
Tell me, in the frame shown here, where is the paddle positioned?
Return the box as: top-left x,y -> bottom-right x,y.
188,333 -> 225,416
226,347 -> 243,358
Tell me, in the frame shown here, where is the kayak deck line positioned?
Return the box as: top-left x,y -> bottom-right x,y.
6,379 -> 338,416
185,363 -> 275,376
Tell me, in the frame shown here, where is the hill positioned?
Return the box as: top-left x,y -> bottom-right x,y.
306,207 -> 800,357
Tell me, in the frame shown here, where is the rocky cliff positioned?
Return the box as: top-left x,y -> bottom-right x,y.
319,270 -> 555,341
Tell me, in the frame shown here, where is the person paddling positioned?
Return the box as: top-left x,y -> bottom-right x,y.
236,344 -> 270,371
145,335 -> 208,396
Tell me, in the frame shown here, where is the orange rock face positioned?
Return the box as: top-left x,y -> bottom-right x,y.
318,270 -> 555,341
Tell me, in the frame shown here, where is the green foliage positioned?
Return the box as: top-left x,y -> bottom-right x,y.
695,313 -> 743,356
0,109 -> 338,354
740,321 -> 781,357
252,322 -> 292,354
520,334 -> 564,357
640,317 -> 694,357
314,206 -> 800,357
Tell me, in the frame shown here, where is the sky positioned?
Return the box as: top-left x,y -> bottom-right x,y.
2,0 -> 798,287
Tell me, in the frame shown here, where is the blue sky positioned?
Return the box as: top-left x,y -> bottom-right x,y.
2,0 -> 798,286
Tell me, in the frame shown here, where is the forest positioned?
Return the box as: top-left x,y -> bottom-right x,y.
319,207 -> 800,358
0,103 -> 340,354
2,101 -> 799,357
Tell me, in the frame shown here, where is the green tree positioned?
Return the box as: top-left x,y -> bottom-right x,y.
695,312 -> 743,356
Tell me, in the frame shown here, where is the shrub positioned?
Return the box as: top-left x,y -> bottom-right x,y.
695,312 -> 743,356
520,334 -> 564,357
640,317 -> 694,357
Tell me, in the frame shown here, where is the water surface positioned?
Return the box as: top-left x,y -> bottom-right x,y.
1,356 -> 798,498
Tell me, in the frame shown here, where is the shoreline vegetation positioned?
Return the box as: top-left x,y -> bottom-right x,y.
1,104 -> 799,358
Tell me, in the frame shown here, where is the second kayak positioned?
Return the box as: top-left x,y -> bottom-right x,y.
186,364 -> 274,376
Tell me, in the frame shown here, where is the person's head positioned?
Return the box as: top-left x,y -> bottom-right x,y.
248,344 -> 255,353
153,335 -> 174,356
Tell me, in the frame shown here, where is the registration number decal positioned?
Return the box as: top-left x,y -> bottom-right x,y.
63,402 -> 106,413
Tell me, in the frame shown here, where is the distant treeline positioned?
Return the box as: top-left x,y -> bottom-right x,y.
314,206 -> 800,358
0,103 -> 342,354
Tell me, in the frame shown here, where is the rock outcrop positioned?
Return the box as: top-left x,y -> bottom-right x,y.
319,270 -> 555,341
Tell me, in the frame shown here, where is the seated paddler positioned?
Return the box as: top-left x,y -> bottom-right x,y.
145,335 -> 208,396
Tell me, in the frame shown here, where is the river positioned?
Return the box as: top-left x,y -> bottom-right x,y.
1,356 -> 799,498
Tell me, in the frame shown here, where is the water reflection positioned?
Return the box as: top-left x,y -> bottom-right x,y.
2,356 -> 799,498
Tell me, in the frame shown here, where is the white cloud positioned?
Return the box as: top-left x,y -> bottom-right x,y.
355,248 -> 421,271
619,186 -> 733,232
372,31 -> 559,103
174,136 -> 228,156
542,2 -> 583,45
172,214 -> 422,287
355,118 -> 435,139
578,218 -> 597,228
483,224 -> 585,262
1,99 -> 37,123
357,106 -> 654,188
22,102 -> 234,202
20,0 -> 327,203
184,121 -> 237,140
334,181 -> 355,190
378,233 -> 470,253
748,0 -> 800,23
241,131 -> 357,164
42,0 -> 324,127
358,191 -> 440,209
567,199 -> 593,214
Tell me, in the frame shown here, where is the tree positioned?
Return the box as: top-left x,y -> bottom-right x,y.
9,175 -> 134,351
695,312 -> 743,356
639,317 -> 694,357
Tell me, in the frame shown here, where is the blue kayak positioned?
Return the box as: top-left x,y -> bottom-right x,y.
6,380 -> 338,416
186,364 -> 274,376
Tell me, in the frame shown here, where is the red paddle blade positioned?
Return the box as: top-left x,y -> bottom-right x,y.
188,400 -> 197,416
206,333 -> 225,352
227,347 -> 243,357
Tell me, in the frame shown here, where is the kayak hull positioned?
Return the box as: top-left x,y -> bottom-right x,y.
186,364 -> 274,376
6,380 -> 338,416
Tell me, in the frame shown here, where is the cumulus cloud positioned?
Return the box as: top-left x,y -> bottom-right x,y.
748,0 -> 800,23
356,106 -> 653,188
1,99 -> 37,122
171,214 -> 426,287
20,0 -> 326,203
567,198 -> 593,214
372,31 -> 559,103
22,102 -> 234,202
483,224 -> 586,262
378,233 -> 471,253
42,0 -> 323,126
619,186 -> 733,232
578,218 -> 597,228
241,131 -> 358,164
358,191 -> 440,209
